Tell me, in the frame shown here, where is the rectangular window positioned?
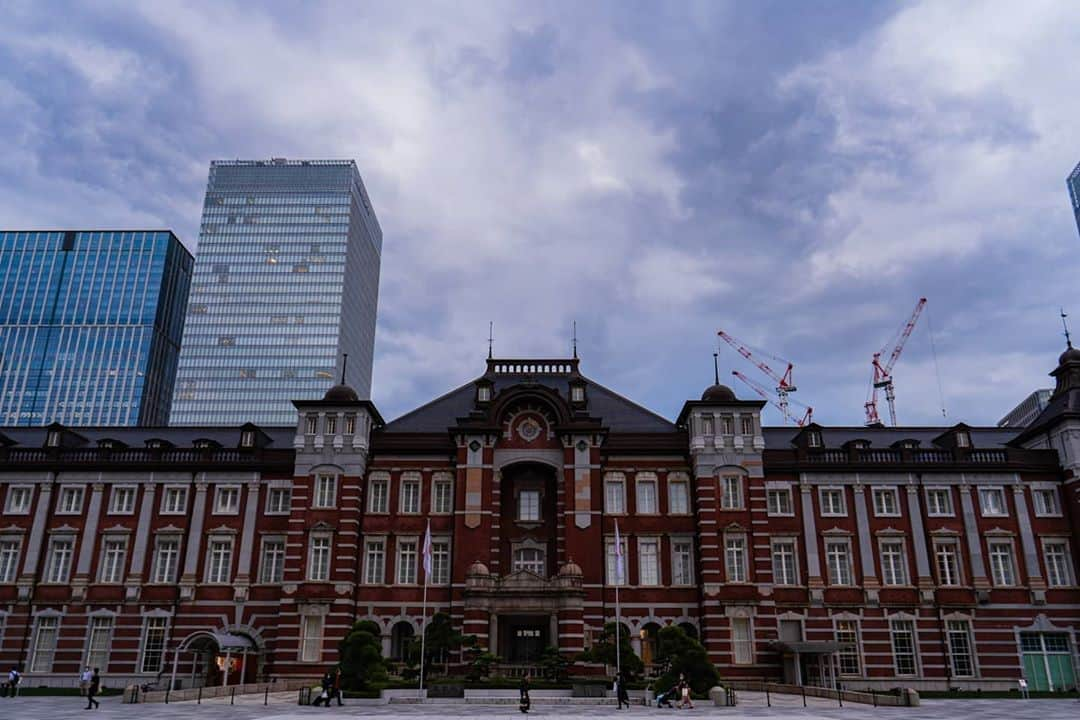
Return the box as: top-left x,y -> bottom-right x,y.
835,619 -> 861,675
873,487 -> 901,517
46,538 -> 74,583
313,474 -> 337,509
702,416 -> 714,436
825,540 -> 853,585
4,485 -> 33,514
141,617 -> 168,673
979,487 -> 1007,516
1043,540 -> 1074,587
731,617 -> 753,665
672,541 -> 694,585
161,486 -> 188,515
308,536 -> 331,581
636,476 -> 658,514
109,486 -> 137,515
400,479 -> 421,514
368,477 -> 389,513
1033,488 -> 1061,516
741,415 -> 754,435
266,487 -> 291,514
206,540 -> 233,584
890,619 -> 918,676
151,538 -> 179,584
518,489 -> 540,521
325,416 -> 337,435
99,539 -> 127,584
260,540 -> 285,584
946,620 -> 975,677
605,538 -> 628,585
57,486 -> 84,514
819,487 -> 846,516
305,415 -> 318,435
638,538 -> 660,586
300,615 -> 323,662
605,477 -> 626,514
0,540 -> 20,583
934,541 -> 962,586
364,540 -> 385,584
721,476 -> 742,510
31,616 -> 59,672
345,415 -> 356,434
771,539 -> 798,585
767,487 -> 793,516
214,486 -> 240,514
989,541 -> 1016,586
397,540 -> 417,584
432,478 -> 453,514
725,535 -> 747,583
880,541 -> 908,585
720,415 -> 734,435
432,541 -> 451,584
925,487 -> 953,516
668,479 -> 690,515
85,616 -> 113,671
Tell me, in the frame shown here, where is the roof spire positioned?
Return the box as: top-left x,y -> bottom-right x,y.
572,320 -> 578,359
488,321 -> 494,360
713,352 -> 720,385
1062,308 -> 1072,349
341,353 -> 348,385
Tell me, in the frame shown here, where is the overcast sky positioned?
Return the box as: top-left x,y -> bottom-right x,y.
2,0 -> 1078,427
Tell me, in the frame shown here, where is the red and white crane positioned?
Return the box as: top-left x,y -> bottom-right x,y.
718,330 -> 798,421
732,370 -> 813,426
864,297 -> 927,427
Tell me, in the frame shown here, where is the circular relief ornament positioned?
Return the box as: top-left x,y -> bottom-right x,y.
517,418 -> 542,442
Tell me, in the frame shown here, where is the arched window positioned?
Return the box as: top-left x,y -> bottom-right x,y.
390,621 -> 414,660
640,622 -> 661,667
512,548 -> 546,575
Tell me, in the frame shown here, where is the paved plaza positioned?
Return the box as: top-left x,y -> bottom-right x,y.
1,693 -> 1079,720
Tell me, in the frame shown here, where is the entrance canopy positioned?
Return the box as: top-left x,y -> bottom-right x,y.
772,640 -> 846,655
180,631 -> 255,653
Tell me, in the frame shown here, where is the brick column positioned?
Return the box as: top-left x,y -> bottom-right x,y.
799,480 -> 824,603
1012,481 -> 1047,602
694,470 -> 724,663
958,484 -> 990,591
852,483 -> 878,604
904,481 -> 934,602
72,483 -> 105,596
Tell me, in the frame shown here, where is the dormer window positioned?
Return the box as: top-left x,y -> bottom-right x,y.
146,439 -> 166,449
571,385 -> 585,403
46,431 -> 61,448
345,415 -> 356,435
98,439 -> 118,450
477,385 -> 492,402
955,431 -> 971,448
305,415 -> 318,435
807,430 -> 823,448
702,416 -> 715,436
194,439 -> 217,449
325,416 -> 337,435
240,430 -> 255,448
720,416 -> 734,435
740,416 -> 753,436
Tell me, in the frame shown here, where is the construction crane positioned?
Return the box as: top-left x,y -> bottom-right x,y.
732,370 -> 813,426
864,297 -> 928,427
718,330 -> 798,420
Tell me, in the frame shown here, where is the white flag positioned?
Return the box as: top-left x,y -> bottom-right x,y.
422,520 -> 433,579
614,519 -> 624,583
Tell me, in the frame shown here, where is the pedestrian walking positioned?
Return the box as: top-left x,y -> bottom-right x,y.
676,675 -> 693,710
616,672 -> 630,709
518,675 -> 531,714
85,668 -> 100,710
80,667 -> 92,697
312,671 -> 333,707
4,667 -> 20,698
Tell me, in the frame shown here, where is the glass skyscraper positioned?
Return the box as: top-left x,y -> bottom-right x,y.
1068,161 -> 1080,238
170,159 -> 382,426
0,230 -> 192,426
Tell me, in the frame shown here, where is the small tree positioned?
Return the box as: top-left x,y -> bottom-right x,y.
538,645 -> 569,682
654,625 -> 719,696
423,612 -> 464,673
577,622 -> 643,679
337,620 -> 388,690
461,634 -> 499,682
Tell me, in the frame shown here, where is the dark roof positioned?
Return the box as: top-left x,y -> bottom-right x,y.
701,384 -> 736,402
323,384 -> 360,402
763,425 -> 1020,449
0,425 -> 295,447
383,369 -> 676,434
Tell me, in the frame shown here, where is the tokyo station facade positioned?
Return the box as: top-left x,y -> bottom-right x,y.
0,351 -> 1078,693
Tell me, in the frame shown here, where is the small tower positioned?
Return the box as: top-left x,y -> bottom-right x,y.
293,381 -> 382,477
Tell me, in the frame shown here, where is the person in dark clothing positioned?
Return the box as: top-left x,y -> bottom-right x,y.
519,675 -> 531,713
312,671 -> 333,707
616,672 -> 631,709
332,668 -> 343,707
85,668 -> 100,710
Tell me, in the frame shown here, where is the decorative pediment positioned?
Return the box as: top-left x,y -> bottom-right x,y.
874,526 -> 907,537
929,527 -> 962,537
984,527 -> 1016,537
48,524 -> 79,534
0,524 -> 27,535
207,524 -> 239,535
157,524 -> 184,534
723,522 -> 748,532
821,527 -> 853,536
309,521 -> 336,532
102,524 -> 133,534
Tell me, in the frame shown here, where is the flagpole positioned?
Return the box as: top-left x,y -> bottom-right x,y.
614,519 -> 622,683
419,520 -> 431,699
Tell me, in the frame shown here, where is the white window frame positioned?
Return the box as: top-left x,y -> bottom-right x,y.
635,473 -> 659,515
638,536 -> 660,586
160,485 -> 188,515
30,615 -> 60,672
889,617 -> 919,677
368,474 -> 389,514
517,489 -> 541,522
45,537 -> 74,584
431,539 -> 451,585
513,546 -> 546,575
925,487 -> 954,517
431,475 -> 453,515
946,619 -> 976,678
150,536 -> 180,584
108,485 -> 137,515
396,538 -> 418,585
988,539 -> 1017,587
979,487 -> 1007,517
0,537 -> 21,583
205,537 -> 234,584
825,538 -> 854,586
771,537 -> 799,586
1042,539 -> 1075,587
265,486 -> 291,515
4,485 -> 33,515
213,485 -> 241,515
98,537 -> 128,584
819,487 -> 847,517
84,615 -> 114,671
605,537 -> 628,585
312,474 -> 337,509
872,486 -> 901,517
259,537 -> 286,584
307,534 -> 332,581
604,474 -> 626,514
1032,487 -> 1062,517
56,485 -> 85,515
299,614 -> 324,663
139,616 -> 169,674
667,476 -> 690,515
933,539 -> 963,587
720,476 -> 743,510
399,475 -> 421,514
731,616 -> 754,665
766,486 -> 794,517
834,617 -> 863,676
725,534 -> 748,583
879,538 -> 909,586
671,539 -> 694,586
363,538 -> 386,585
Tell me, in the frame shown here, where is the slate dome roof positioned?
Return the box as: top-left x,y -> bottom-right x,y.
701,383 -> 736,402
323,384 -> 359,402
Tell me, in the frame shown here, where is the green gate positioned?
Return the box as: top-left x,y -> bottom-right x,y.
1020,633 -> 1076,691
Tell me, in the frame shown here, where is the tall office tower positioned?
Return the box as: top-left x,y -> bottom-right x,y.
170,159 -> 382,426
1068,161 -> 1080,238
0,230 -> 192,426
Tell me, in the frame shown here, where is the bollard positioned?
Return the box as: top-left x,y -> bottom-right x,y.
165,688 -> 170,704
265,686 -> 270,705
766,685 -> 770,707
802,685 -> 806,707
197,686 -> 202,705
873,690 -> 877,707
231,687 -> 236,705
838,688 -> 843,708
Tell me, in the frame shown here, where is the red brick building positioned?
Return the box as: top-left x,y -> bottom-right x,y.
0,352 -> 1077,692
